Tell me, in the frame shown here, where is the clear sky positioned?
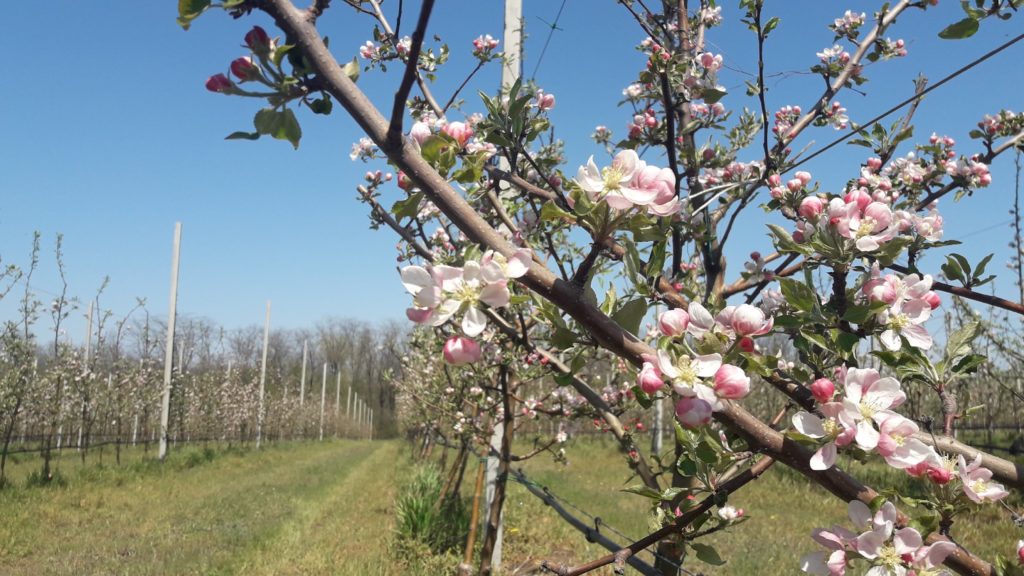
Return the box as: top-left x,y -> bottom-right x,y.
1,1 -> 1021,342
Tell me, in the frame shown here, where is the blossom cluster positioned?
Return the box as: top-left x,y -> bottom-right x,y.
801,500 -> 956,576
791,367 -> 1008,504
575,150 -> 680,216
639,302 -> 772,428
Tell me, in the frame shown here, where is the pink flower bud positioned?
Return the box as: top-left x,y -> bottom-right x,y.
799,196 -> 824,219
397,171 -> 413,190
409,121 -> 431,145
731,304 -> 770,337
230,56 -> 261,81
927,465 -> 953,485
810,378 -> 835,403
738,336 -> 755,353
923,291 -> 941,309
675,397 -> 713,429
205,73 -> 234,93
844,189 -> 871,211
443,336 -> 482,365
795,171 -> 812,185
536,92 -> 556,111
658,309 -> 690,337
1017,541 -> 1024,565
866,157 -> 883,171
713,364 -> 750,399
767,174 -> 782,187
786,178 -> 803,193
637,362 -> 664,394
442,121 -> 474,146
245,26 -> 272,55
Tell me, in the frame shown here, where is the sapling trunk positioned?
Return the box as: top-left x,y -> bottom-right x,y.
479,365 -> 512,576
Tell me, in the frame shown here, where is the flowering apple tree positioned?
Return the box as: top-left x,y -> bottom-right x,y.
182,0 -> 1024,574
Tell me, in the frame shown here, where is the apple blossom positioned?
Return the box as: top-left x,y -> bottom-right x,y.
675,396 -> 713,429
244,25 -> 272,55
443,336 -> 481,365
958,454 -> 1010,503
535,90 -> 556,111
230,56 -> 261,81
713,364 -> 750,399
810,378 -> 835,403
657,349 -> 722,397
841,368 -> 906,451
685,301 -> 716,338
409,121 -> 432,145
791,403 -> 856,470
799,196 -> 825,219
443,121 -> 474,147
637,356 -> 665,394
836,201 -> 897,252
874,412 -> 931,469
658,308 -> 690,337
717,505 -> 744,521
576,150 -> 669,211
877,298 -> 933,352
205,73 -> 234,93
719,303 -> 773,337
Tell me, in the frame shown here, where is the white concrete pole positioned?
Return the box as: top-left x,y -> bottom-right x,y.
318,363 -> 328,441
334,370 -> 342,436
484,2 -> 520,568
299,340 -> 308,407
158,222 -> 182,461
255,300 -> 271,449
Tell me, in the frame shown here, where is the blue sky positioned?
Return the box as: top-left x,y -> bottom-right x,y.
1,1 -> 1021,342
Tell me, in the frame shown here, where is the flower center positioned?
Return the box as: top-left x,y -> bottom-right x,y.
971,479 -> 988,495
856,216 -> 877,237
674,358 -> 699,386
877,545 -> 902,569
889,313 -> 909,330
602,166 -> 625,192
822,418 -> 841,439
891,433 -> 905,447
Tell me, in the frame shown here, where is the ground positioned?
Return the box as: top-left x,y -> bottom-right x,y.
0,436 -> 1019,575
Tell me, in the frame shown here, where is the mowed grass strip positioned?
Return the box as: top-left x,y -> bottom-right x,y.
0,440 -> 406,576
506,438 -> 1021,575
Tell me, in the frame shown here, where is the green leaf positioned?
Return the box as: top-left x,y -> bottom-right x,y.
938,17 -> 980,39
391,192 -> 423,221
622,485 -> 662,500
539,202 -> 576,224
691,543 -> 726,566
550,326 -> 577,350
779,278 -> 818,313
611,298 -> 648,337
280,108 -> 302,148
309,96 -> 333,115
342,57 -> 360,82
695,441 -> 719,464
177,0 -> 210,29
271,44 -> 294,68
225,131 -> 261,141
702,87 -> 728,104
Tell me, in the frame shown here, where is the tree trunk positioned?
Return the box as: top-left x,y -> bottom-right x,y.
479,366 -> 512,576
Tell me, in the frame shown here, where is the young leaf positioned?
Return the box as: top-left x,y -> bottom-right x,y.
938,17 -> 980,39
177,0 -> 211,29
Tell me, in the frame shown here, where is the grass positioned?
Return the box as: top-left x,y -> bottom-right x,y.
0,440 -> 411,575
501,436 -> 1023,575
0,436 -> 1018,575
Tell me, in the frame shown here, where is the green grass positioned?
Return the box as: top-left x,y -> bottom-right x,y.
0,437 -> 1018,575
0,440 -> 411,575
502,437 -> 1023,575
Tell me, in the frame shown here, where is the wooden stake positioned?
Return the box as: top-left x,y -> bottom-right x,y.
255,300 -> 270,449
